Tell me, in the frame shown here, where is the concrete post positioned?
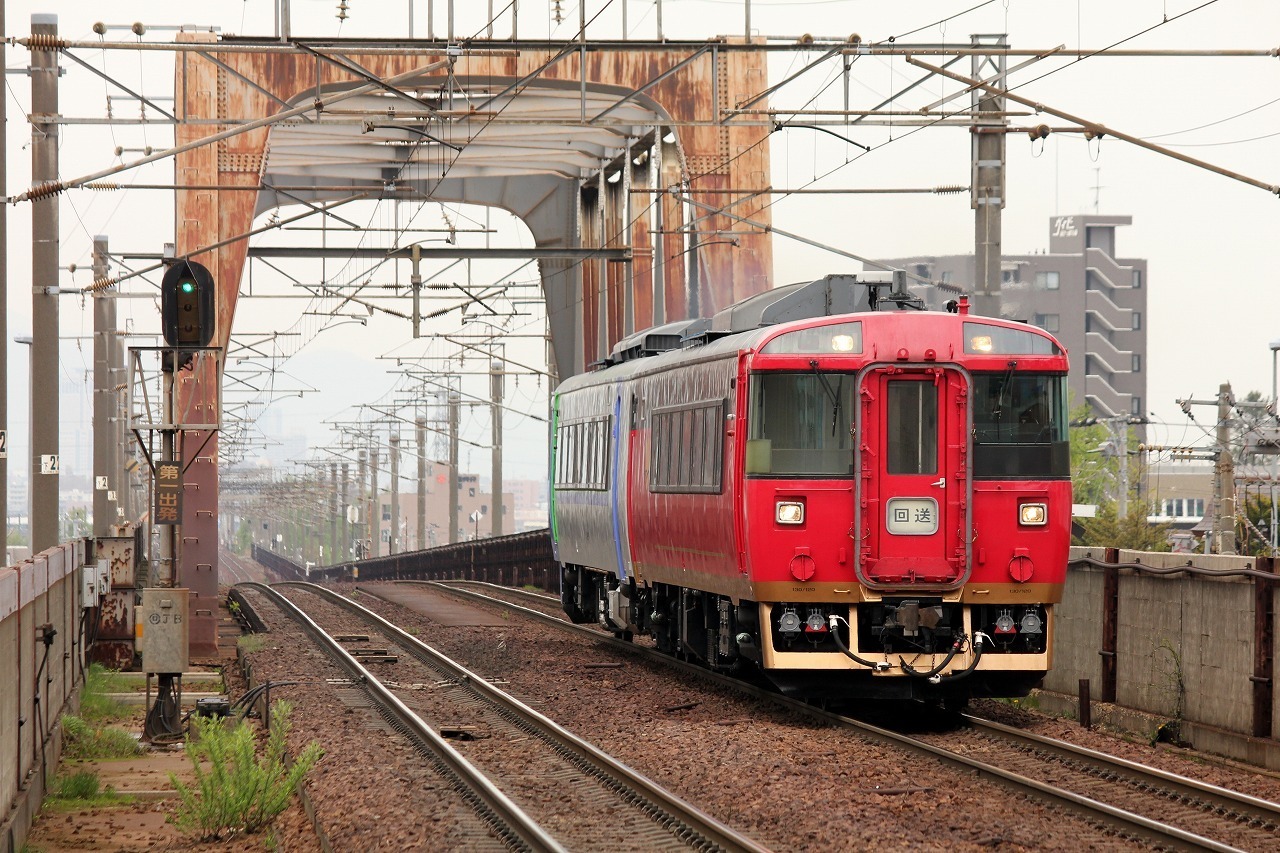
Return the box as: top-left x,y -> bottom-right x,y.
369,434 -> 380,556
30,14 -> 61,552
970,34 -> 1007,320
448,392 -> 460,545
92,237 -> 115,538
416,417 -> 426,551
491,360 -> 504,537
357,448 -> 367,558
329,462 -> 338,566
389,433 -> 400,555
340,461 -> 350,561
0,0 -> 7,550
1215,383 -> 1237,555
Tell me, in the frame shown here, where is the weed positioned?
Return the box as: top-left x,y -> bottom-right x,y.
79,664 -> 131,723
522,584 -> 542,593
237,634 -> 266,654
43,771 -> 133,810
169,700 -> 323,840
60,714 -> 143,760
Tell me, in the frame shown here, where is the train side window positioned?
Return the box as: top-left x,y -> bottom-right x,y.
650,400 -> 725,494
886,381 -> 938,475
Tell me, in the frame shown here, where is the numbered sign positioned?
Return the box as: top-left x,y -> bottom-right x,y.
40,454 -> 59,474
96,476 -> 109,490
0,429 -> 7,459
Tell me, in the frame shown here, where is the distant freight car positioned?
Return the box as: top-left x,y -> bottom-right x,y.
551,272 -> 1070,707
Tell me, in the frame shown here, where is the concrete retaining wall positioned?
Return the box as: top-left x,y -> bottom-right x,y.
1044,548 -> 1278,766
0,541 -> 87,853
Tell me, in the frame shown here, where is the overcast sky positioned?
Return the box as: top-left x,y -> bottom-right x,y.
4,0 -> 1278,494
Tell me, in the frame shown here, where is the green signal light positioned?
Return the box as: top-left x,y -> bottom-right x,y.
179,280 -> 196,294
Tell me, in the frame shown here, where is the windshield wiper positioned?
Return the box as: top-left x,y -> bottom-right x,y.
809,360 -> 842,436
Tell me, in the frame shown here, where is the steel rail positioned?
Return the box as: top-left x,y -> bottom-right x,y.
390,581 -> 1252,852
237,581 -> 567,853
280,581 -> 773,853
961,714 -> 1280,829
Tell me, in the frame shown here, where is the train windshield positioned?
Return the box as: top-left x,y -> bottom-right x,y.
971,372 -> 1069,478
746,372 -> 854,476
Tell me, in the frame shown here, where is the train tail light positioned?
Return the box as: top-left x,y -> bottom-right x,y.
804,609 -> 828,633
994,610 -> 1017,635
776,501 -> 804,525
1018,502 -> 1048,526
778,607 -> 802,635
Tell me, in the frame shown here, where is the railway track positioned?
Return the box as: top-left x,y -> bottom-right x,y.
376,580 -> 1280,852
239,581 -> 769,853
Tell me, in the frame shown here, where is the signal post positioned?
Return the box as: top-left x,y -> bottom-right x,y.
130,258 -> 219,739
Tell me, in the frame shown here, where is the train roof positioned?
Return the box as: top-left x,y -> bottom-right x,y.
559,272 -> 1065,394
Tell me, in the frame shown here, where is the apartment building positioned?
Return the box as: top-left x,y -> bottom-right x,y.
880,215 -> 1148,420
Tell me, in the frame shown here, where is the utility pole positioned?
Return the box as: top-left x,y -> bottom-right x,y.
416,417 -> 427,551
1,0 -> 8,550
92,237 -> 114,538
356,447 -> 368,559
491,360 -> 504,537
1178,385 -> 1239,555
389,433 -> 400,555
340,461 -> 350,561
369,434 -> 380,557
1215,383 -> 1237,555
329,462 -> 338,566
970,33 -> 1007,320
30,14 -> 60,552
448,392 -> 460,545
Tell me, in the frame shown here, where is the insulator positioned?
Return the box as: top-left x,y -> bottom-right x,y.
85,182 -> 119,191
87,276 -> 117,293
932,185 -> 966,195
28,33 -> 67,50
25,181 -> 65,201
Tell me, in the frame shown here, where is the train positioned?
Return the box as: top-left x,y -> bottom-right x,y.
550,272 -> 1071,706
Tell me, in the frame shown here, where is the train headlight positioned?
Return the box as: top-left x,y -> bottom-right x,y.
776,501 -> 805,525
1018,502 -> 1048,526
831,334 -> 857,352
969,334 -> 994,353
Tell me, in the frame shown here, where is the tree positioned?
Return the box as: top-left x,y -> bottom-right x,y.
1069,403 -> 1117,507
1238,493 -> 1277,558
1074,499 -> 1172,550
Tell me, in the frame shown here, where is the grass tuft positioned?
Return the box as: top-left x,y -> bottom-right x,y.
61,714 -> 143,760
236,634 -> 266,654
79,664 -> 131,723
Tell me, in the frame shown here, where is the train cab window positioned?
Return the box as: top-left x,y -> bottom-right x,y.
971,372 -> 1069,478
886,382 -> 938,474
746,373 -> 853,477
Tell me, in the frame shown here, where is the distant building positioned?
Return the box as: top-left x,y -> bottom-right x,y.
879,215 -> 1149,421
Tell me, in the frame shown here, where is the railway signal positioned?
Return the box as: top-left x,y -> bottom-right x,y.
160,259 -> 216,369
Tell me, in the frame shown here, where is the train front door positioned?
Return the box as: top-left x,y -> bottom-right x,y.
857,366 -> 968,587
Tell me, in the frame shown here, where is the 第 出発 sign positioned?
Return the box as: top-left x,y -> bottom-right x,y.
154,460 -> 182,525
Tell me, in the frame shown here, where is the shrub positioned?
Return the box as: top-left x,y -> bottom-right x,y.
169,700 -> 323,840
60,714 -> 143,760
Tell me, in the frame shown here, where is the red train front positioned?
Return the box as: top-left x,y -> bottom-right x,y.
552,272 -> 1071,706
